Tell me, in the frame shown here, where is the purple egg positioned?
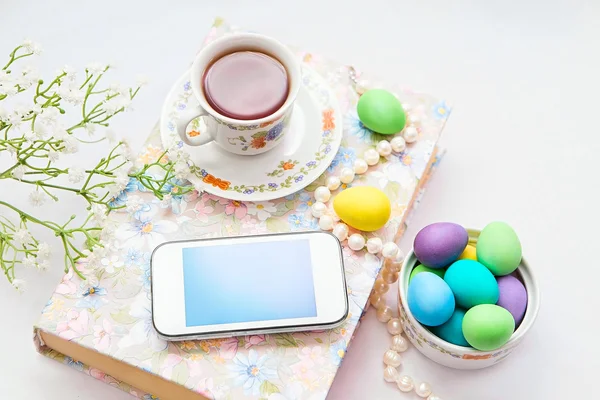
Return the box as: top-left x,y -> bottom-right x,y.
496,275 -> 528,326
413,222 -> 468,268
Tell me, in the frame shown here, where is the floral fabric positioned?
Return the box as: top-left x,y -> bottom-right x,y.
34,18 -> 450,400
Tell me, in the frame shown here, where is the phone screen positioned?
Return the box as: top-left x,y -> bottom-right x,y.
182,239 -> 317,327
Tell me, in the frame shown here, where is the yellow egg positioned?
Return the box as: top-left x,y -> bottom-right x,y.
459,244 -> 477,261
333,186 -> 391,231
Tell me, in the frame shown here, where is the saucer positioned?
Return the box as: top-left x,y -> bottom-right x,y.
160,65 -> 343,202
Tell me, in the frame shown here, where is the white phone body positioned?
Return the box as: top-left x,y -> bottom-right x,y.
151,231 -> 348,341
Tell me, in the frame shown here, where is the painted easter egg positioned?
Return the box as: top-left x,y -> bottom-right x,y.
431,308 -> 469,347
413,222 -> 468,268
444,260 -> 499,309
462,304 -> 515,351
477,222 -> 522,276
409,264 -> 446,283
356,89 -> 406,134
333,186 -> 391,231
458,244 -> 477,261
407,272 -> 455,326
497,275 -> 528,326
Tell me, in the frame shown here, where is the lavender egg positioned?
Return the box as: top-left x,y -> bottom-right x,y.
497,275 -> 528,326
413,222 -> 469,268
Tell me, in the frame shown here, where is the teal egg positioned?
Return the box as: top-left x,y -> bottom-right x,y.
431,308 -> 469,346
357,89 -> 406,134
444,260 -> 499,308
477,221 -> 522,276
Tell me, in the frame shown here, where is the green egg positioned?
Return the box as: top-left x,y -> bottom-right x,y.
476,221 -> 522,276
409,264 -> 446,282
357,89 -> 406,134
462,304 -> 515,351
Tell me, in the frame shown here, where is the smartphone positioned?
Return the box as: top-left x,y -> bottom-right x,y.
151,231 -> 348,341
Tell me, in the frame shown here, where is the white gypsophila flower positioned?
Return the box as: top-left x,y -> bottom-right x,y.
37,242 -> 52,259
114,171 -> 130,190
12,279 -> 26,293
29,190 -> 47,207
24,130 -> 39,142
61,65 -> 77,81
3,85 -> 18,97
21,65 -> 34,75
0,70 -> 10,83
67,166 -> 85,183
22,255 -> 37,268
105,129 -> 116,143
8,112 -> 22,126
120,139 -> 133,161
174,160 -> 190,180
118,96 -> 132,112
17,77 -> 33,90
30,103 -> 42,115
23,39 -> 42,54
62,135 -> 79,154
125,195 -> 143,214
38,107 -> 60,125
83,123 -> 96,135
13,229 -> 33,246
58,86 -> 85,105
107,83 -> 124,96
103,99 -> 120,116
86,62 -> 105,75
52,126 -> 69,140
48,149 -> 60,162
136,75 -> 149,87
0,106 -> 8,121
37,259 -> 50,271
12,165 -> 27,180
160,193 -> 173,208
91,203 -> 108,223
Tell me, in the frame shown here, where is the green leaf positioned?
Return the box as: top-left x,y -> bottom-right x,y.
251,131 -> 267,139
273,333 -> 298,347
110,309 -> 137,325
266,217 -> 290,233
260,381 -> 280,397
172,361 -> 190,385
315,337 -> 323,344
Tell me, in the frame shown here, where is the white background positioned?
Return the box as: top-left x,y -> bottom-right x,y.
1,1 -> 599,399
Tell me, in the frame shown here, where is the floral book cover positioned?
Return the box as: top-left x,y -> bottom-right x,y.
33,18 -> 451,400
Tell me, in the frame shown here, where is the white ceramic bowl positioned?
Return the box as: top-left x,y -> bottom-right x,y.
397,229 -> 540,369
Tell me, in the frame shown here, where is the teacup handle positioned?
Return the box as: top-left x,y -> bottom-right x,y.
176,102 -> 213,147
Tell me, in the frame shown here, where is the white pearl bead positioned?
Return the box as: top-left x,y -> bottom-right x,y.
403,126 -> 418,143
373,278 -> 389,294
416,382 -> 433,398
356,79 -> 369,95
387,318 -> 403,335
326,176 -> 341,191
397,375 -> 414,392
347,234 -> 366,251
382,242 -> 399,259
311,201 -> 327,218
383,365 -> 400,383
366,237 -> 383,254
353,158 -> 368,174
376,140 -> 392,156
314,186 -> 331,203
339,167 -> 355,184
332,223 -> 349,241
408,113 -> 421,125
383,349 -> 402,367
376,305 -> 393,322
428,395 -> 442,400
381,268 -> 399,284
390,136 -> 406,153
318,215 -> 334,231
369,293 -> 386,309
391,335 -> 409,352
364,148 -> 380,166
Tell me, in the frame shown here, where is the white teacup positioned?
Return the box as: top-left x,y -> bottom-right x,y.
176,33 -> 301,156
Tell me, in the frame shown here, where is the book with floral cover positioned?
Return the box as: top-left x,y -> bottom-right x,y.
33,18 -> 451,400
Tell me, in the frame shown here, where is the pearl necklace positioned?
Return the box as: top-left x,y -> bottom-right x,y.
309,78 -> 443,398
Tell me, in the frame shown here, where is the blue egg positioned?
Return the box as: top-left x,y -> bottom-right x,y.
431,308 -> 469,346
444,259 -> 499,309
407,272 -> 455,326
